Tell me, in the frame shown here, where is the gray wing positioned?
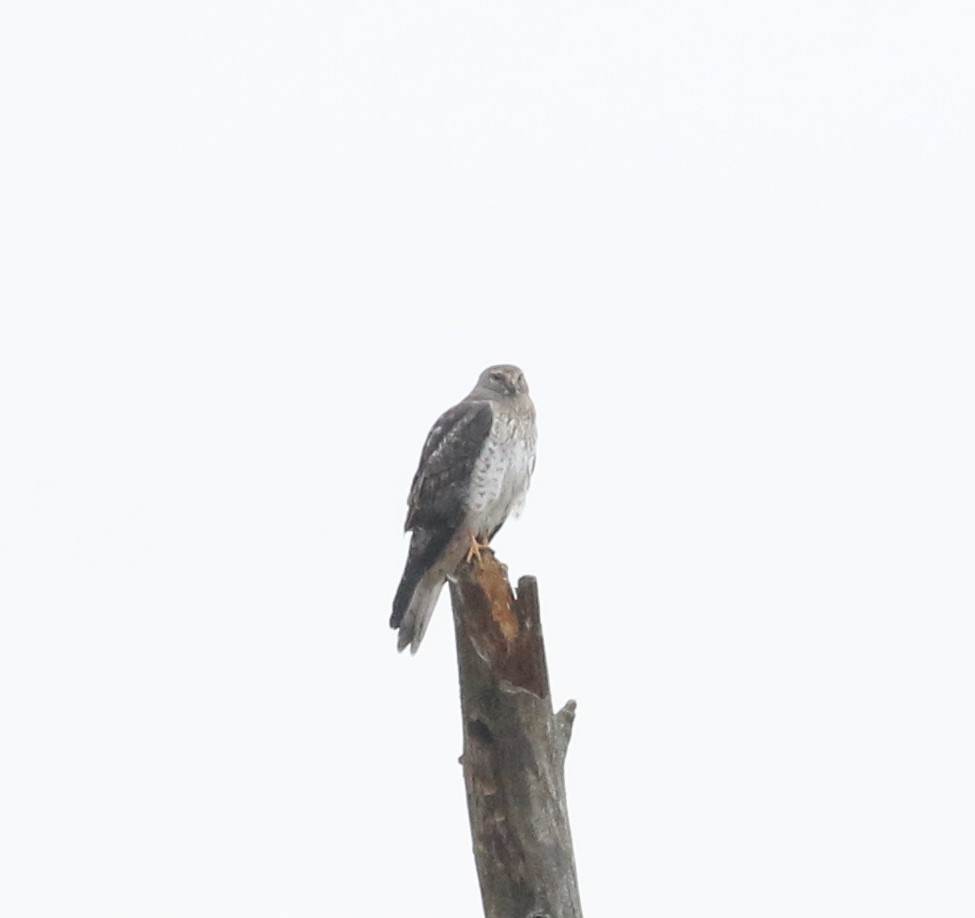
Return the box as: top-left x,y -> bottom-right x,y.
405,399 -> 494,532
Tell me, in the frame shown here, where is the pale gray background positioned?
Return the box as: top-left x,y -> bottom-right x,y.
1,2 -> 973,915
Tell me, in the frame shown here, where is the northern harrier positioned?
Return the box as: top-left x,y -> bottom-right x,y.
391,365 -> 537,653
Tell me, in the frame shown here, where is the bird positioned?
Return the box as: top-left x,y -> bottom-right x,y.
391,364 -> 537,653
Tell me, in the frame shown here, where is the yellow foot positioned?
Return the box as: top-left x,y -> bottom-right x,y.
465,535 -> 491,565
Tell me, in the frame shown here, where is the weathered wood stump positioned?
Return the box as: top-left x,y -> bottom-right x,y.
450,551 -> 582,918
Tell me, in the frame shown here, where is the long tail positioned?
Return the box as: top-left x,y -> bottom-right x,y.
395,571 -> 446,653
391,527 -> 452,653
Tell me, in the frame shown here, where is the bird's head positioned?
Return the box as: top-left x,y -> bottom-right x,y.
477,364 -> 529,398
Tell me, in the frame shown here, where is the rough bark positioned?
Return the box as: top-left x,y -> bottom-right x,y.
449,551 -> 582,918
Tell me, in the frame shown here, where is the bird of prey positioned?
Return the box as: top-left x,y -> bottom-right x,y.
391,365 -> 537,653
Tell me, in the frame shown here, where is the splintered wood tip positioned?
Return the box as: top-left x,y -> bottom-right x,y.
475,554 -> 520,644
455,551 -> 549,698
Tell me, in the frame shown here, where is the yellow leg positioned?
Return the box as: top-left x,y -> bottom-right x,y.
465,534 -> 491,565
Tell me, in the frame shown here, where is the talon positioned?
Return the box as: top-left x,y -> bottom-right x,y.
465,534 -> 491,565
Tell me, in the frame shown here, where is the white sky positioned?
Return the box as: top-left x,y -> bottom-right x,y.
2,2 -> 973,915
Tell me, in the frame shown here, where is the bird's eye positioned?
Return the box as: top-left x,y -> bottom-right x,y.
490,372 -> 503,382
